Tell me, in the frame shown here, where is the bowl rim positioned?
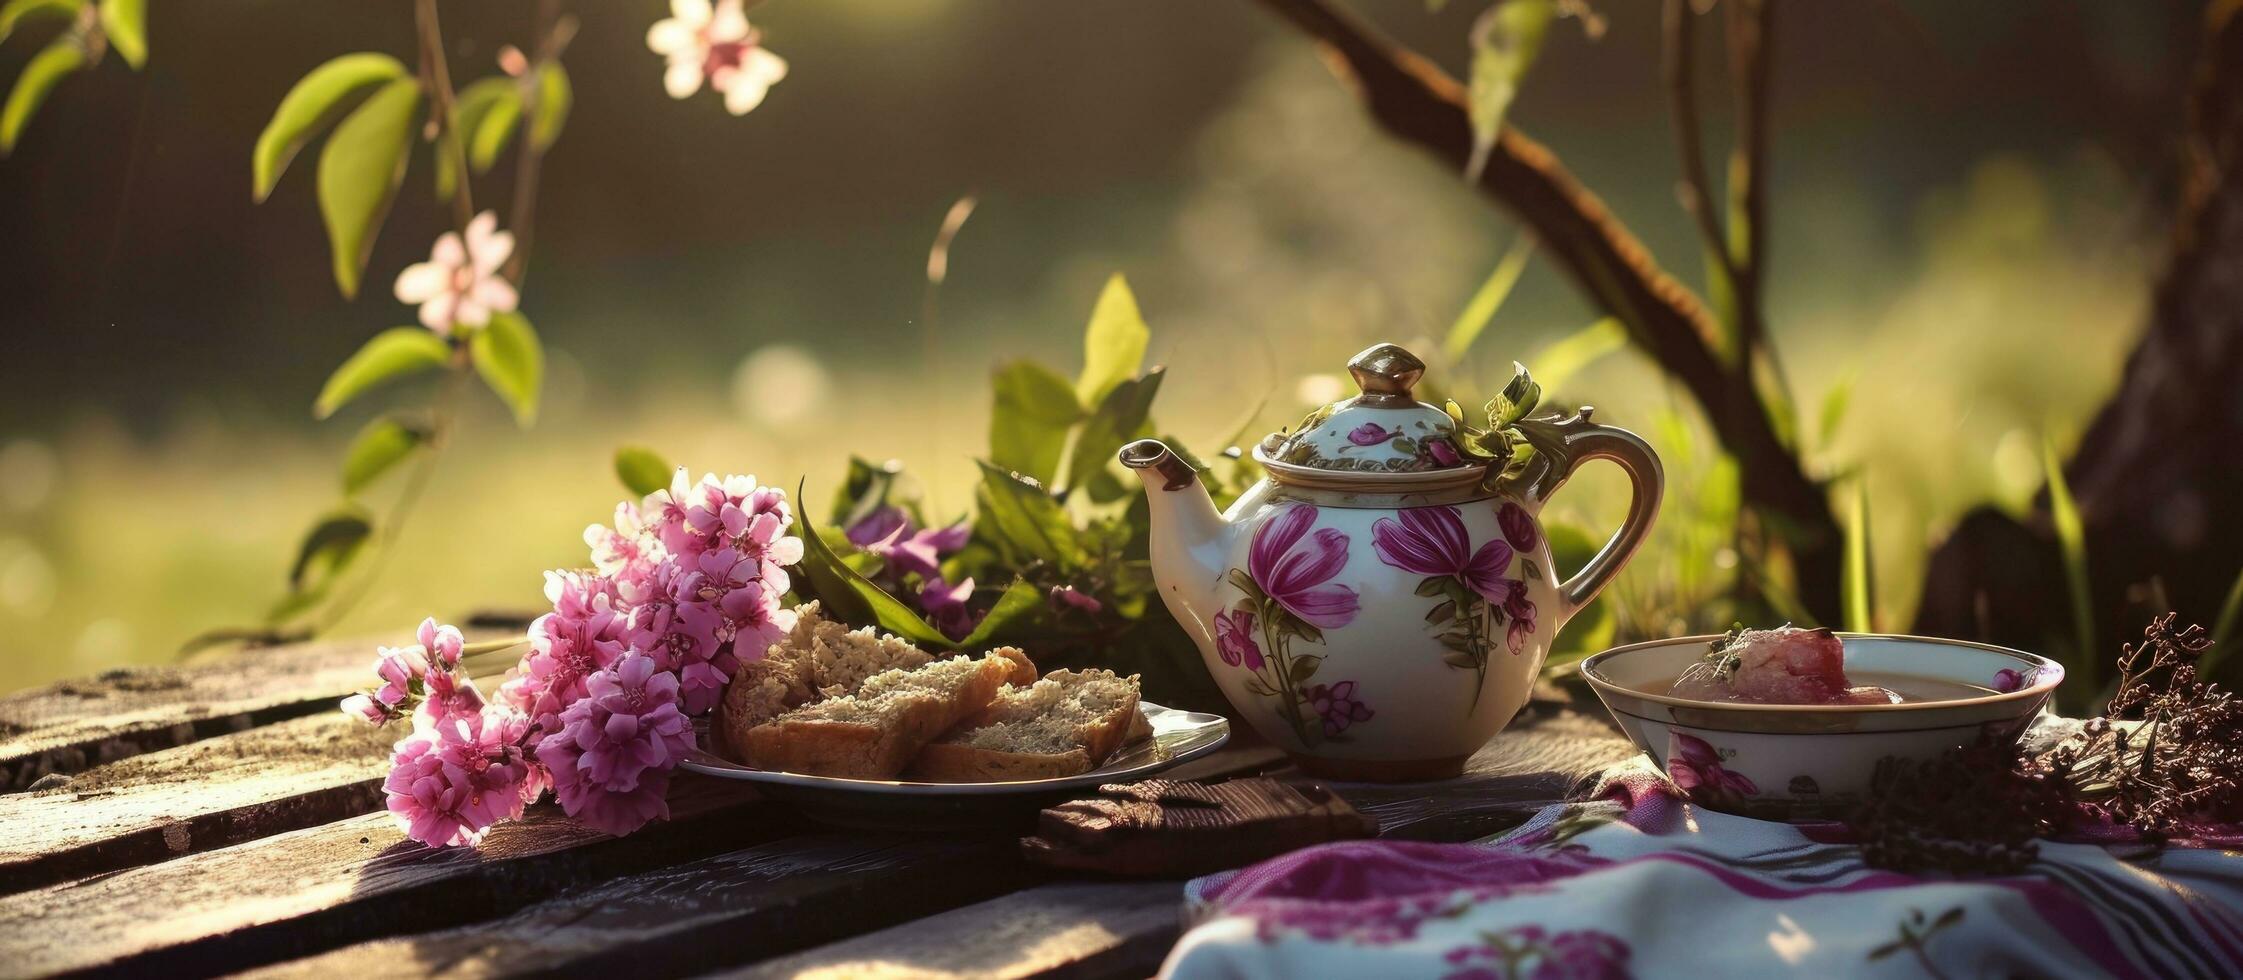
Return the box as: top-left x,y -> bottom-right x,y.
1578,631 -> 2066,713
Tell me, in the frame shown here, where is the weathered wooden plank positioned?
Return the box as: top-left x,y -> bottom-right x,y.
0,636 -> 395,791
724,880 -> 1189,980
239,834 -> 1041,980
0,774 -> 781,978
238,742 -> 1288,979
0,712 -> 393,894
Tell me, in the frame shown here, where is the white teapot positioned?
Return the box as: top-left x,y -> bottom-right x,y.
1121,343 -> 1662,781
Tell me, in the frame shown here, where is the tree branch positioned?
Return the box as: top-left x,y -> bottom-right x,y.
503,0 -> 572,286
1724,0 -> 1772,362
1251,0 -> 1843,622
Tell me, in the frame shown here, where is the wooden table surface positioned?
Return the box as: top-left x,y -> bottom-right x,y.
0,637 -> 1639,979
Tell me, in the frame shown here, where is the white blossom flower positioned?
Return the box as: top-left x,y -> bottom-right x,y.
393,211 -> 518,335
646,0 -> 788,116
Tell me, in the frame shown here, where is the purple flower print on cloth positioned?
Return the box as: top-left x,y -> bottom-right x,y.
1215,607 -> 1265,671
1373,505 -> 1515,605
1666,731 -> 1759,801
1303,680 -> 1374,736
1497,501 -> 1540,553
1348,422 -> 1397,446
1249,505 -> 1361,629
1441,925 -> 1633,980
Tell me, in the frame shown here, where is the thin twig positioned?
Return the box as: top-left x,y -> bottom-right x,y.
1724,0 -> 1776,373
504,0 -> 572,286
414,0 -> 476,233
1661,0 -> 1736,297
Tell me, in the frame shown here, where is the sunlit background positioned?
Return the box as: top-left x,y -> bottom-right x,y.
0,1 -> 2193,691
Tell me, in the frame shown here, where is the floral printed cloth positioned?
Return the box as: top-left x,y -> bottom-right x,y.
1160,761 -> 2243,979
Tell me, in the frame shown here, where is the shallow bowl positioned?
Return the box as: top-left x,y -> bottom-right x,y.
1579,633 -> 2064,819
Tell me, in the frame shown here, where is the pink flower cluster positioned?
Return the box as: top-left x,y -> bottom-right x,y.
341,469 -> 802,848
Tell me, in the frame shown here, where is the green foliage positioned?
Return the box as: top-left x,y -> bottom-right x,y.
2044,435 -> 2095,691
316,76 -> 420,297
1526,318 -> 1624,395
314,327 -> 451,419
1444,232 -> 1534,362
1842,477 -> 1875,633
341,415 -> 426,494
0,0 -> 81,43
974,461 -> 1082,569
1464,0 -> 1554,182
435,76 -> 508,200
957,578 -> 1046,647
1067,367 -> 1164,500
1075,273 -> 1149,407
613,445 -> 672,497
989,359 -> 1081,486
470,311 -> 543,426
2206,565 -> 2243,682
532,62 -> 570,151
1817,372 -> 1856,449
794,482 -> 955,648
286,505 -> 371,592
253,53 -> 408,202
469,81 -> 523,171
1,36 -> 82,156
97,0 -> 142,68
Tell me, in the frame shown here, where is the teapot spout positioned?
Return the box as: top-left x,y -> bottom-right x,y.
1119,439 -> 1228,562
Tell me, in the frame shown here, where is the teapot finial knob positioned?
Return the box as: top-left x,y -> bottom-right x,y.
1347,343 -> 1425,407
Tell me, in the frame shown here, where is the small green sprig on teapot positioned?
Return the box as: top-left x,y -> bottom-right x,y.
1438,362 -> 1571,491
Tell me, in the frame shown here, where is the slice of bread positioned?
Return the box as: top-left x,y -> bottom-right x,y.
737,652 -> 1014,779
718,602 -> 938,761
993,646 -> 1038,687
903,669 -> 1141,782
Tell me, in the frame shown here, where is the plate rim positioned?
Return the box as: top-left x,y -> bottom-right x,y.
679,700 -> 1230,796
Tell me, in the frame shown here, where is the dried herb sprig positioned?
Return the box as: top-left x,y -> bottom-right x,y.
1850,613 -> 2243,874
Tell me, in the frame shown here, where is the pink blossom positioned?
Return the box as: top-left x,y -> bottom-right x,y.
536,653 -> 694,836
373,644 -> 429,707
384,708 -> 534,848
516,571 -> 632,734
585,502 -> 664,603
1346,422 -> 1395,446
1048,585 -> 1102,615
646,0 -> 788,116
417,617 -> 465,669
1247,505 -> 1360,630
415,667 -> 486,730
392,211 -> 518,334
341,693 -> 397,726
1497,501 -> 1540,553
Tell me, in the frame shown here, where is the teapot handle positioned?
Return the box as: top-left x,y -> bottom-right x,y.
1535,410 -> 1664,623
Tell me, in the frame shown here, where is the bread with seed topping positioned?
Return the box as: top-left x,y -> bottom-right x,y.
904,669 -> 1141,782
736,652 -> 1015,779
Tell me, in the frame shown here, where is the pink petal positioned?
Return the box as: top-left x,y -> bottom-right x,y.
1278,583 -> 1360,630
1248,505 -> 1316,586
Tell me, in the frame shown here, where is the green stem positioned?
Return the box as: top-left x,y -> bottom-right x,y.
317,364 -> 466,633
413,0 -> 477,234
1262,609 -> 1316,746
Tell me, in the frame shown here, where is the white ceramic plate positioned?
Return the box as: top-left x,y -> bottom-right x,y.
682,701 -> 1228,800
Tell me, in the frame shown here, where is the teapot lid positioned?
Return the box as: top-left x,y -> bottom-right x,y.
1255,343 -> 1485,490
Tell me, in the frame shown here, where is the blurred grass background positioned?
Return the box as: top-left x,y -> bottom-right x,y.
0,1 -> 2189,691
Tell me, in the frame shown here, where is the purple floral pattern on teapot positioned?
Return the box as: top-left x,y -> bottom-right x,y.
1220,504 -> 1368,746
1373,503 -> 1540,713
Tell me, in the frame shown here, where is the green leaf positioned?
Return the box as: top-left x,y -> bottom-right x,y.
470,311 -> 543,426
1443,231 -> 1534,362
1,37 -> 83,156
1066,367 -> 1164,495
614,445 -> 672,497
2204,565 -> 2243,681
989,359 -> 1082,486
252,53 -> 408,202
1842,478 -> 1875,633
1076,273 -> 1149,408
958,578 -> 1046,648
795,481 -> 954,648
436,76 -> 513,202
316,75 -> 420,297
2044,436 -> 2094,685
973,461 -> 1081,568
98,0 -> 144,68
341,415 -> 426,494
1464,0 -> 1555,182
314,327 -> 451,419
1291,655 -> 1322,684
1415,576 -> 1449,598
0,0 -> 80,44
1487,361 -> 1542,427
469,82 -> 522,172
531,61 -> 570,150
288,505 -> 372,590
